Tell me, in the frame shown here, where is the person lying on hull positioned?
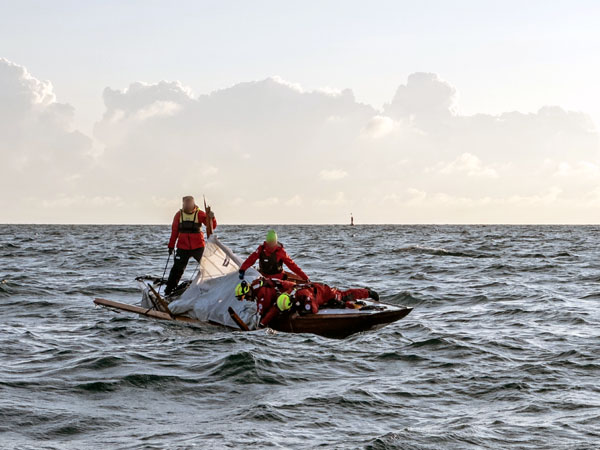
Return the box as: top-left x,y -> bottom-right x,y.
277,282 -> 380,316
238,230 -> 309,282
164,195 -> 217,296
234,278 -> 380,328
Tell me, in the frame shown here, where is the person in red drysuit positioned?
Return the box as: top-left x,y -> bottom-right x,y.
252,278 -> 296,327
293,283 -> 379,314
238,229 -> 308,281
165,195 -> 217,295
235,278 -> 296,327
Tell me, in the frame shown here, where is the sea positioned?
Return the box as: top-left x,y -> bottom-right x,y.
1,224 -> 599,449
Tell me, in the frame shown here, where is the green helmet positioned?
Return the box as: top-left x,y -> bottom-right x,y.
276,293 -> 292,311
266,229 -> 278,244
235,281 -> 250,300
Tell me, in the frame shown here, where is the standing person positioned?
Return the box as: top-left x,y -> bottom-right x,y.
238,230 -> 309,281
164,195 -> 217,295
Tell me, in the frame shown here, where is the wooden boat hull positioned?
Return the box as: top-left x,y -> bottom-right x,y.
93,298 -> 412,338
270,307 -> 413,338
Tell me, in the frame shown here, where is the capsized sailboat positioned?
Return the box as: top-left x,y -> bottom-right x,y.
93,235 -> 412,338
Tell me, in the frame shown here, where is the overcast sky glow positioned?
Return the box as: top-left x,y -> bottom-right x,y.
1,1 -> 599,224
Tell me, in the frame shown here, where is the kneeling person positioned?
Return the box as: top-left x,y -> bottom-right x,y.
238,230 -> 308,282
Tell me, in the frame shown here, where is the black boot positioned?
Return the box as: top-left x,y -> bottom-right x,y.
367,289 -> 380,301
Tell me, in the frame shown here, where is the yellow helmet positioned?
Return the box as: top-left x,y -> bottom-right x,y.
276,293 -> 292,311
235,281 -> 250,300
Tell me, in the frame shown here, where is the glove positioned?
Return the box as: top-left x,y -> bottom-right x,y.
238,269 -> 245,280
368,289 -> 380,301
168,248 -> 174,256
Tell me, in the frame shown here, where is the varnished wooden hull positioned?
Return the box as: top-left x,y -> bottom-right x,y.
271,307 -> 413,338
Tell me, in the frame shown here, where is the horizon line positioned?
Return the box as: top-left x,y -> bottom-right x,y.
1,223 -> 599,226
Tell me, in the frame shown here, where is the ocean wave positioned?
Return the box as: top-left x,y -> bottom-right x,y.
202,351 -> 288,385
392,245 -> 493,259
2,224 -> 600,449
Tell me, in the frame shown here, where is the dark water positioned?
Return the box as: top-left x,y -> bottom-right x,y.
1,225 -> 599,449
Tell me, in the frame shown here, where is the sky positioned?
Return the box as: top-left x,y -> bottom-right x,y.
1,0 -> 599,224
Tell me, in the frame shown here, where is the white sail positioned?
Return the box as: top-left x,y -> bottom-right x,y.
166,235 -> 260,329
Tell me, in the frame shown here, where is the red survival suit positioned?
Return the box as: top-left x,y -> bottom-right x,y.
294,283 -> 371,314
168,206 -> 218,250
240,242 -> 308,281
250,278 -> 296,328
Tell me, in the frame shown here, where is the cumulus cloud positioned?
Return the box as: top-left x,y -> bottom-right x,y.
270,76 -> 303,93
2,57 -> 599,223
89,74 -> 377,223
384,72 -> 457,127
361,115 -> 398,139
0,58 -> 94,218
134,100 -> 182,121
101,80 -> 194,121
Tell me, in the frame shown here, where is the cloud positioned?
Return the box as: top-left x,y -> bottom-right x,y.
135,100 -> 182,120
373,187 -> 584,224
2,57 -> 600,223
404,188 -> 563,209
427,153 -> 499,178
0,58 -> 93,215
88,74 -> 377,223
545,159 -> 600,179
270,76 -> 303,93
384,72 -> 457,127
361,115 -> 398,139
319,169 -> 348,180
0,57 -> 55,111
101,80 -> 194,121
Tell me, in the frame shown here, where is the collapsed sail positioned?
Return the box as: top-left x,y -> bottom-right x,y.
161,235 -> 260,329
